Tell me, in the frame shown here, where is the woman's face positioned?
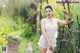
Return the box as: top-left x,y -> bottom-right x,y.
45,8 -> 53,18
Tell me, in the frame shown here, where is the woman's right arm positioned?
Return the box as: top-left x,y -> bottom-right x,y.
41,19 -> 50,44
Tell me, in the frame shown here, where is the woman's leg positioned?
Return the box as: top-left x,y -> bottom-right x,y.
46,46 -> 54,53
38,46 -> 47,53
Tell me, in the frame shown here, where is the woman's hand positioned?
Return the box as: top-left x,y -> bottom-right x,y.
48,43 -> 53,51
49,45 -> 53,51
58,9 -> 74,25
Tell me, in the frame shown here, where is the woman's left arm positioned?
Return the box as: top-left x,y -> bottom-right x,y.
58,19 -> 68,25
58,9 -> 73,25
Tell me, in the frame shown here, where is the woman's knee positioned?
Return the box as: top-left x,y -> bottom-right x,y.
38,46 -> 47,53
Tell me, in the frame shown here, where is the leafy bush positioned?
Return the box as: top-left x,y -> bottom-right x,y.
21,23 -> 34,39
30,34 -> 40,53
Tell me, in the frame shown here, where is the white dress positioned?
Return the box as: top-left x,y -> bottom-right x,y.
38,18 -> 59,49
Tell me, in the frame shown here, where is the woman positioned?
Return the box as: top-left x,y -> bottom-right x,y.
38,5 -> 71,53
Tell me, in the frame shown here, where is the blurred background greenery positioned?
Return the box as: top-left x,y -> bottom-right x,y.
0,0 -> 80,53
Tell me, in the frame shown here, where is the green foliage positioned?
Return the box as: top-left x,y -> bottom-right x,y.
18,38 -> 28,53
0,14 -> 24,47
30,34 -> 40,53
21,23 -> 34,39
0,15 -> 14,47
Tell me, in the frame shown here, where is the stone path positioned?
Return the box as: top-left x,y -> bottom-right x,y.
6,38 -> 19,53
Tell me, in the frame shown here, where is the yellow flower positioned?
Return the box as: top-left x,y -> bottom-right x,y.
37,17 -> 39,21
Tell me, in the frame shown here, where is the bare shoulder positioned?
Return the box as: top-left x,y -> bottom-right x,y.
41,18 -> 46,22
